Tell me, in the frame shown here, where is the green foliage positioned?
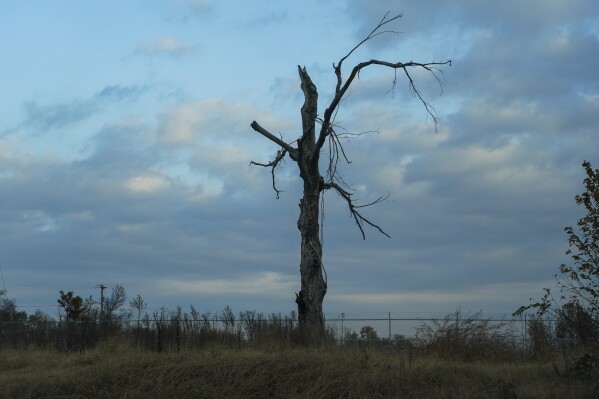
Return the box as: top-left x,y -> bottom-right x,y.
27,309 -> 51,326
560,161 -> 599,318
57,290 -> 84,321
556,302 -> 598,346
515,161 -> 599,346
359,325 -> 379,340
0,296 -> 27,323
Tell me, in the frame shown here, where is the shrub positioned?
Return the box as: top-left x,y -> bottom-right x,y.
416,310 -> 519,361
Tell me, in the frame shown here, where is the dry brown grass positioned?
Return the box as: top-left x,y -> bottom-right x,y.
1,344 -> 597,399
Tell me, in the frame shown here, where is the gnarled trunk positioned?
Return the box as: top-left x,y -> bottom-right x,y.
295,180 -> 326,333
294,67 -> 327,335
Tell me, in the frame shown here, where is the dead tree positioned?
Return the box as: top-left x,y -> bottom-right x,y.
250,13 -> 451,336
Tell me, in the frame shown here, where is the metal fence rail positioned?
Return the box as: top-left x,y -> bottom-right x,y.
0,313 -> 561,352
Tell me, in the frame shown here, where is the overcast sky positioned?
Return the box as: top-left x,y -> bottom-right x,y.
1,0 -> 598,319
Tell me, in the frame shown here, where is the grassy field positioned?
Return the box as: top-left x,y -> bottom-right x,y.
1,343 -> 597,399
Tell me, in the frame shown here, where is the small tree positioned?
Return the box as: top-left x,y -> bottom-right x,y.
0,295 -> 27,323
129,293 -> 147,345
360,325 -> 379,341
103,284 -> 127,324
57,290 -> 84,322
0,294 -> 27,347
556,302 -> 597,347
130,294 -> 147,320
27,309 -> 52,347
250,13 -> 450,336
515,161 -> 599,345
57,290 -> 85,351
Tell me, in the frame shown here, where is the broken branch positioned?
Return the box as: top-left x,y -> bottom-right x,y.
250,121 -> 298,160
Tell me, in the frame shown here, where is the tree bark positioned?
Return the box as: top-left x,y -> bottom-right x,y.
296,188 -> 326,334
294,67 -> 327,335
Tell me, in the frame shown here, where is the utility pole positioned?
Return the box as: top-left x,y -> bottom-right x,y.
96,284 -> 106,321
0,265 -> 7,296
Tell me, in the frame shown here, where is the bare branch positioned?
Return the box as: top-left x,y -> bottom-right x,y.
333,12 -> 402,95
250,148 -> 288,199
318,15 -> 450,239
322,182 -> 391,239
316,11 -> 450,150
318,59 -> 452,150
354,192 -> 389,209
250,121 -> 298,160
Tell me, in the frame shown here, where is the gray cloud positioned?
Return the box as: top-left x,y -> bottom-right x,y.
345,0 -> 596,43
286,0 -> 597,308
18,100 -> 97,133
3,84 -> 150,136
95,84 -> 151,101
0,98 -> 301,310
172,0 -> 213,19
2,1 -> 598,317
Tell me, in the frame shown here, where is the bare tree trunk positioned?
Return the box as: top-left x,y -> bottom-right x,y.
249,14 -> 451,343
296,182 -> 326,334
294,67 -> 327,336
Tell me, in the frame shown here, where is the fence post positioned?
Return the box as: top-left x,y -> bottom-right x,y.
388,312 -> 391,340
524,313 -> 528,351
340,313 -> 345,344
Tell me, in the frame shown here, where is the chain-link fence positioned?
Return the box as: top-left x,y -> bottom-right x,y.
324,313 -> 560,358
0,310 -> 569,356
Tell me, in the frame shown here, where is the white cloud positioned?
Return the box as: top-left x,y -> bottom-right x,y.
135,36 -> 197,57
330,280 -> 553,307
156,99 -> 294,145
156,103 -> 203,144
157,272 -> 296,297
153,98 -> 297,194
125,175 -> 170,194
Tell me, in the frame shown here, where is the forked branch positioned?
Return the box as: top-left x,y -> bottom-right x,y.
317,11 -> 451,150
317,58 -> 452,150
250,148 -> 288,199
333,12 -> 402,95
323,182 -> 390,239
249,120 -> 300,198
